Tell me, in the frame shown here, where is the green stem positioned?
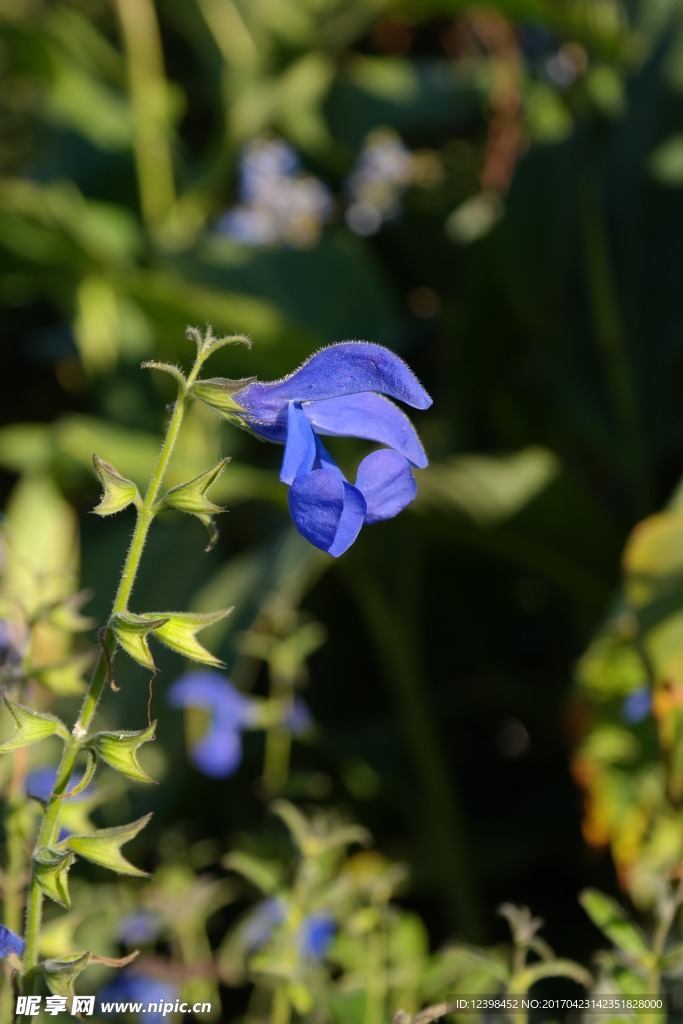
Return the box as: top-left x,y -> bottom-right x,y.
270,985 -> 292,1024
364,910 -> 388,1024
22,354 -> 204,981
262,677 -> 293,794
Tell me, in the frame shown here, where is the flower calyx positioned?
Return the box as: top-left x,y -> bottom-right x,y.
0,693 -> 69,752
88,721 -> 157,784
92,455 -> 141,517
60,813 -> 152,877
154,458 -> 230,551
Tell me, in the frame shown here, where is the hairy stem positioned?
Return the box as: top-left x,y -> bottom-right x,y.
22,354 -> 204,982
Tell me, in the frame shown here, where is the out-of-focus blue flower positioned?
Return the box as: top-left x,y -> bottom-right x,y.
286,697 -> 312,734
167,671 -> 257,778
242,900 -> 334,961
217,343 -> 431,556
242,898 -> 286,951
26,766 -> 91,803
0,619 -> 25,671
622,688 -> 652,725
117,911 -> 162,946
301,914 -> 335,959
346,130 -> 413,236
98,974 -> 177,1024
0,925 -> 23,958
217,138 -> 333,249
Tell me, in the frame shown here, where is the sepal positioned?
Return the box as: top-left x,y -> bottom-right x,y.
92,455 -> 141,516
39,952 -> 90,999
111,613 -> 170,670
62,813 -> 152,877
0,694 -> 69,752
155,459 -> 230,551
192,378 -> 256,418
140,608 -> 232,666
90,722 -> 157,783
33,847 -> 76,908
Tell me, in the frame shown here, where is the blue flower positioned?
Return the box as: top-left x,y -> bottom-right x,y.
0,925 -> 23,958
621,688 -> 652,725
242,900 -> 334,961
98,973 -> 177,1024
197,343 -> 431,556
26,766 -> 91,803
286,697 -> 312,734
301,914 -> 335,959
117,911 -> 162,945
167,671 -> 257,778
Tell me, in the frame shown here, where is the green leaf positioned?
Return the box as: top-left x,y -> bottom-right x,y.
510,959 -> 593,994
111,612 -> 169,670
0,694 -> 69,752
30,654 -> 92,696
90,721 -> 157,783
63,813 -> 152,877
142,608 -> 232,666
188,324 -> 253,359
192,377 -> 256,418
222,851 -> 282,895
580,889 -> 650,961
155,459 -> 230,551
92,454 -> 140,516
33,847 -> 76,908
39,952 -> 90,999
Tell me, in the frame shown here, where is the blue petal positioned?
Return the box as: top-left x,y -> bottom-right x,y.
117,911 -> 162,945
280,402 -> 317,484
621,688 -> 651,724
0,925 -> 24,958
300,915 -> 335,960
26,766 -> 91,803
355,450 -> 417,523
99,975 -> 177,1023
242,898 -> 286,951
235,343 -> 432,428
191,722 -> 244,778
288,469 -> 366,556
168,671 -> 254,727
304,393 -> 428,468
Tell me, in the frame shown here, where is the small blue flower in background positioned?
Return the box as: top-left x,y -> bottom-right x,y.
98,973 -> 177,1024
621,687 -> 652,725
301,914 -> 335,959
217,138 -> 333,249
286,697 -> 313,735
167,671 -> 257,778
209,342 -> 432,556
26,766 -> 91,803
346,130 -> 413,236
117,910 -> 162,946
0,619 -> 25,672
242,899 -> 334,961
0,924 -> 23,958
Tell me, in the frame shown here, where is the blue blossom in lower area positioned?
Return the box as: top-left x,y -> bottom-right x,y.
346,130 -> 413,236
216,138 -> 333,249
621,688 -> 652,725
98,974 -> 177,1024
300,914 -> 335,959
167,671 -> 257,778
242,899 -> 334,961
0,924 -> 24,958
117,911 -> 163,945
196,343 -> 431,556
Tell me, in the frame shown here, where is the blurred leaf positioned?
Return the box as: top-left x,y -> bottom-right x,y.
579,889 -> 650,961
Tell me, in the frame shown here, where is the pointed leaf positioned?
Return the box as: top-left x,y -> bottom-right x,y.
140,360 -> 186,389
143,608 -> 232,666
192,377 -> 257,418
90,721 -> 156,783
271,800 -> 312,852
33,847 -> 76,908
92,455 -> 140,516
580,889 -> 650,960
39,952 -> 90,998
0,694 -> 69,752
63,813 -> 152,877
111,613 -> 169,670
30,654 -> 92,696
222,851 -> 283,895
188,325 -> 252,359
